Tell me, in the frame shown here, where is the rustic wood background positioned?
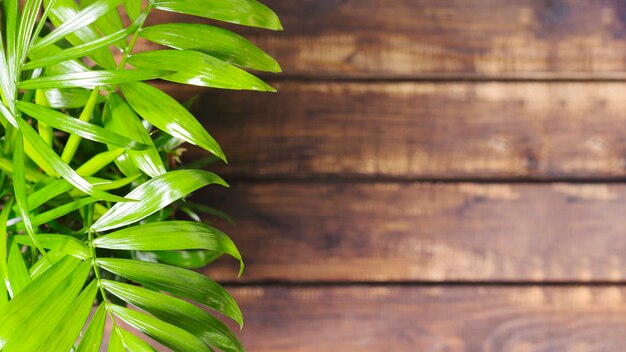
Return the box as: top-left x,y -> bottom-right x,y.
150,0 -> 626,350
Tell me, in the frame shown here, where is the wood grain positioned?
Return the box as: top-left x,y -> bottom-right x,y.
184,81 -> 626,179
201,182 -> 626,283
227,285 -> 626,352
140,0 -> 626,79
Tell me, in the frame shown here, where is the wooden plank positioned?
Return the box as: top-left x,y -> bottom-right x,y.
225,285 -> 626,351
140,0 -> 626,78
186,81 -> 626,179
202,182 -> 626,283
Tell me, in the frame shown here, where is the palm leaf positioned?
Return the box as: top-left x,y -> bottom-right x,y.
0,0 -> 281,350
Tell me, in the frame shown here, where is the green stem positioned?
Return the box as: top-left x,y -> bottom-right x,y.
117,6 -> 151,70
88,219 -> 118,328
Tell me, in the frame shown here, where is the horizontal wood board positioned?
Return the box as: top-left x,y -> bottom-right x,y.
181,81 -> 626,180
201,182 -> 626,283
139,0 -> 626,79
226,285 -> 626,352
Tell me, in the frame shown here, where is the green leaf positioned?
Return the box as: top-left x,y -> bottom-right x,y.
94,221 -> 243,274
24,23 -> 138,70
107,327 -> 125,352
43,0 -> 117,68
15,117 -> 137,203
29,249 -> 67,280
150,0 -> 283,30
150,249 -> 223,269
13,234 -> 91,260
43,88 -> 105,109
18,0 -> 44,71
0,198 -> 14,292
75,303 -> 107,352
34,0 -> 124,53
40,280 -> 98,352
7,240 -> 30,297
14,197 -> 98,230
19,69 -> 168,89
116,328 -> 157,352
98,258 -> 242,326
76,148 -> 125,176
91,169 -> 227,232
120,82 -> 226,161
2,261 -> 90,352
35,90 -> 54,146
0,156 -> 47,183
103,93 -> 166,178
140,23 -> 281,72
129,49 -> 275,91
61,86 -> 101,163
80,0 -> 127,49
110,304 -> 208,352
124,0 -> 141,21
17,102 -> 148,151
104,280 -> 243,352
13,131 -> 47,257
26,178 -> 74,210
0,256 -> 85,350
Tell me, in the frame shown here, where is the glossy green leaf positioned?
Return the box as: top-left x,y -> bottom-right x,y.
1,260 -> 90,352
76,148 -> 125,176
120,82 -> 226,160
75,303 -> 107,352
98,258 -> 242,326
18,0 -> 44,72
94,221 -> 243,274
43,88 -> 104,109
107,327 -> 125,352
150,0 -> 283,30
0,198 -> 14,293
150,249 -> 222,269
30,44 -> 91,76
29,249 -> 67,280
43,0 -> 115,68
129,50 -> 274,91
110,304 -> 208,352
0,256 -> 84,350
35,0 -> 124,51
80,0 -> 127,49
0,156 -> 47,183
103,93 -> 166,177
13,234 -> 91,260
7,240 -> 30,297
117,328 -> 156,352
14,197 -> 98,230
61,87 -> 101,163
15,117 -> 132,203
13,131 -> 47,257
104,280 -> 243,352
19,69 -> 168,89
140,23 -> 281,72
35,90 -> 54,146
26,179 -> 74,210
92,170 -> 227,232
40,280 -> 98,352
124,0 -> 141,21
18,102 -> 148,151
25,23 -> 138,70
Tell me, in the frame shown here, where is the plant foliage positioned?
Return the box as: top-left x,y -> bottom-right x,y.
0,0 -> 281,350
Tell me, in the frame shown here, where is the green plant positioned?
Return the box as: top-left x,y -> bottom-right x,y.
0,0 -> 281,351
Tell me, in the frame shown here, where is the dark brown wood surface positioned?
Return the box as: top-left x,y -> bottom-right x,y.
228,285 -> 626,351
143,0 -> 626,79
144,0 -> 626,350
189,81 -> 626,179
202,182 -> 626,283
